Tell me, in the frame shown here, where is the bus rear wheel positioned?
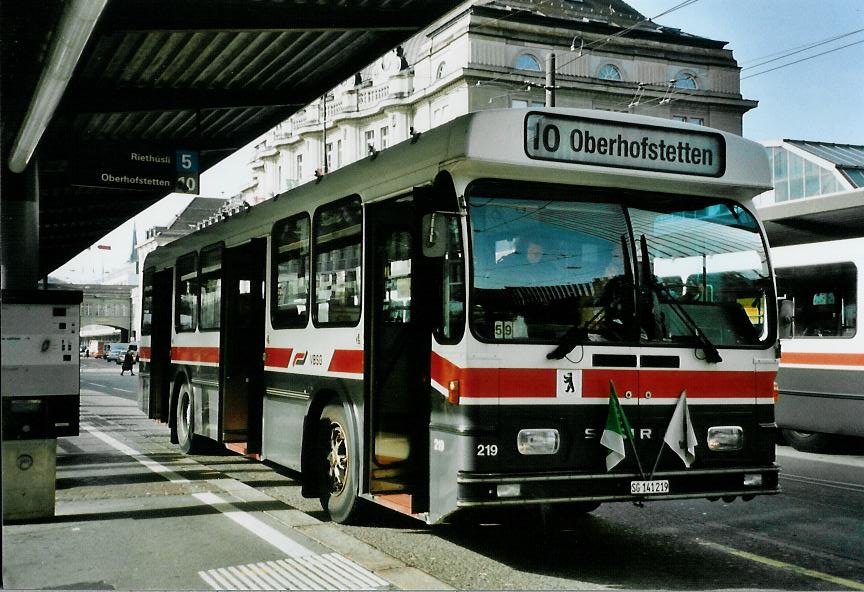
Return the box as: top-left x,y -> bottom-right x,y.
176,382 -> 205,454
782,429 -> 832,453
318,404 -> 361,523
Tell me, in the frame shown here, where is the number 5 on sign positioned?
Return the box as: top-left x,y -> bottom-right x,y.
175,150 -> 200,194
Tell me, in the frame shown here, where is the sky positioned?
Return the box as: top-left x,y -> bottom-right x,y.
51,0 -> 864,282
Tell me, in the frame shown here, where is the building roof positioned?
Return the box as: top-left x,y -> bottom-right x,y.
785,139 -> 864,188
166,197 -> 228,235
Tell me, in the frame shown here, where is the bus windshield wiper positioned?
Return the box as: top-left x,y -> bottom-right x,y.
638,234 -> 722,364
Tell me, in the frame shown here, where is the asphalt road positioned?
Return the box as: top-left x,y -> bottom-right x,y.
4,358 -> 863,590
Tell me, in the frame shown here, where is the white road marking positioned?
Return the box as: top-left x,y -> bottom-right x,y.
192,491 -> 315,558
81,424 -> 189,483
112,388 -> 134,393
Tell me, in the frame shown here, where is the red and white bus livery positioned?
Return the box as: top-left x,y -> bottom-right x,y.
773,237 -> 863,452
138,109 -> 780,524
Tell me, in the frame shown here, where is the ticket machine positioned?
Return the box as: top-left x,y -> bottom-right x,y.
2,289 -> 82,520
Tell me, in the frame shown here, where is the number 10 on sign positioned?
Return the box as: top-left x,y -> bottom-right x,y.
175,149 -> 200,194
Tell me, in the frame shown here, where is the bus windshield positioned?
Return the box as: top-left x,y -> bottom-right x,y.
468,184 -> 773,348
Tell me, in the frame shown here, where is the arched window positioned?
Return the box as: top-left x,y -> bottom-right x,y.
436,62 -> 447,80
597,64 -> 622,81
674,72 -> 698,89
515,53 -> 542,72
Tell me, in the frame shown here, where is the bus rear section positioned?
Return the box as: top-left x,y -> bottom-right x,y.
423,176 -> 780,523
772,237 -> 863,452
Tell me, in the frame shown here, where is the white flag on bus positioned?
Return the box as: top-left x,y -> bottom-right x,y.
662,391 -> 698,468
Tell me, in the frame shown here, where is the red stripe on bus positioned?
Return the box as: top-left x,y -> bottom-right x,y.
329,349 -> 363,374
430,353 -> 555,398
781,352 -> 864,366
265,347 -> 294,368
432,354 -> 776,400
171,346 -> 219,364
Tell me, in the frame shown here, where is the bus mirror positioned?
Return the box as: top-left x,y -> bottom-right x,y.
422,213 -> 448,257
778,299 -> 794,338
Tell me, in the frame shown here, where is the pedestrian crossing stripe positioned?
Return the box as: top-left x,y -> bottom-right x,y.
199,553 -> 391,590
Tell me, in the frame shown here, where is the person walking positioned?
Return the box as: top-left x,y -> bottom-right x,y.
120,348 -> 136,376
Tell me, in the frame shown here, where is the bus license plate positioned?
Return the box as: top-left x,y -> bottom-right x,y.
630,480 -> 670,494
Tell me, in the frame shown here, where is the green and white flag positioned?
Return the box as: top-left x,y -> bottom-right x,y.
662,391 -> 698,467
600,381 -> 633,471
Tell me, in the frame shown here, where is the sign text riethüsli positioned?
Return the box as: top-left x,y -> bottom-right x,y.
524,113 -> 725,177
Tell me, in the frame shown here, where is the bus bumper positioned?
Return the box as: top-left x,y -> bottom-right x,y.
455,465 -> 781,508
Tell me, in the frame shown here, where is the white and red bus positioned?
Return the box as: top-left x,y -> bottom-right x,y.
139,108 -> 780,524
773,237 -> 863,452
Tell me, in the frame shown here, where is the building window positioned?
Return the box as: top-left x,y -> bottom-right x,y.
325,142 -> 333,172
515,53 -> 542,72
380,126 -> 388,149
597,64 -> 622,81
313,196 -> 362,326
365,130 -> 375,152
272,214 -> 310,329
672,115 -> 704,126
674,72 -> 698,89
296,154 -> 303,182
336,139 -> 342,168
436,62 -> 447,80
511,99 -> 544,109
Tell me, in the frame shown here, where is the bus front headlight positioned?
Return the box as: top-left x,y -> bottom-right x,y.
707,426 -> 743,451
517,429 -> 560,455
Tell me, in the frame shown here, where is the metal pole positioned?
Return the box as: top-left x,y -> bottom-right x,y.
1,161 -> 40,289
545,53 -> 556,107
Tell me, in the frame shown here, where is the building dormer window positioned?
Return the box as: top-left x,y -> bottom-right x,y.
597,64 -> 623,81
674,72 -> 698,89
515,53 -> 542,72
436,62 -> 447,80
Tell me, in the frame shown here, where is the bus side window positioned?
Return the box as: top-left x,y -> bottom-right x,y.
433,216 -> 465,343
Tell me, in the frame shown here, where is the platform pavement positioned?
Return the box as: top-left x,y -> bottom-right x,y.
2,387 -> 452,590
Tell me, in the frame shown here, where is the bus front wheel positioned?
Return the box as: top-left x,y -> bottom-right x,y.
318,404 -> 361,523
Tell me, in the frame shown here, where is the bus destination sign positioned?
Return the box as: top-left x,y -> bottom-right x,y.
525,113 -> 725,177
71,144 -> 200,194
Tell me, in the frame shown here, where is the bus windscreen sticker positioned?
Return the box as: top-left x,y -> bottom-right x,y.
525,113 -> 725,177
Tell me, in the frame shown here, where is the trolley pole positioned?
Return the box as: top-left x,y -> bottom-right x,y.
545,53 -> 556,107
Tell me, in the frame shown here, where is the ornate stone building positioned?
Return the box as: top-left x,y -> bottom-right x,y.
242,0 -> 757,202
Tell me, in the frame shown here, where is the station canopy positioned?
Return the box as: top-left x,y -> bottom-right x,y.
1,0 -> 461,278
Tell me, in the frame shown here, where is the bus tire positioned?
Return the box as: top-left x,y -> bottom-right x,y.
781,429 -> 832,453
318,404 -> 361,523
176,380 -> 205,454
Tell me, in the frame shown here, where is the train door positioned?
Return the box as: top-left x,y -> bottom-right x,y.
220,239 -> 266,454
365,196 -> 433,513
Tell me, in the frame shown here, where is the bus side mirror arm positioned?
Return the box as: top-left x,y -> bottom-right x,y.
421,213 -> 449,257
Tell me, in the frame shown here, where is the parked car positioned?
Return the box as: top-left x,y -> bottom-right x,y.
106,343 -> 130,363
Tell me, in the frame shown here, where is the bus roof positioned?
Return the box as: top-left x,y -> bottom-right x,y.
144,108 -> 771,271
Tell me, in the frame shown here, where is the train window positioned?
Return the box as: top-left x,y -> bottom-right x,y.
199,244 -> 223,331
271,214 -> 310,329
776,262 -> 857,338
175,253 -> 199,333
313,196 -> 362,326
